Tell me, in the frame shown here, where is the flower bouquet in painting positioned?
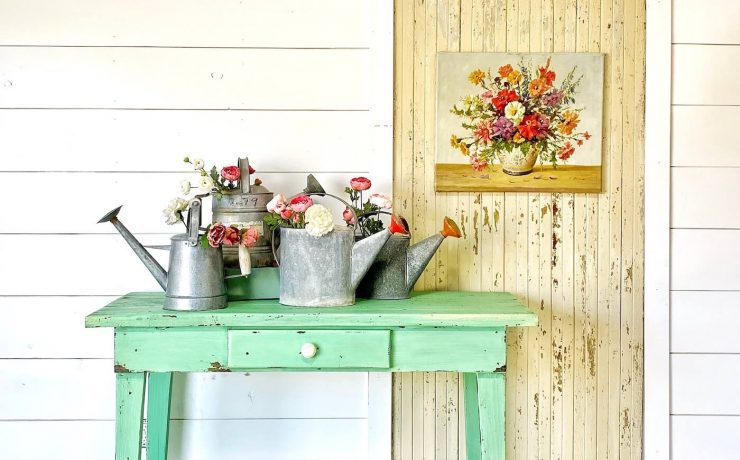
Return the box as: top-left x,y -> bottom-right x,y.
450,57 -> 591,176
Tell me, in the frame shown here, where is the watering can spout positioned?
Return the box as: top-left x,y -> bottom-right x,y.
405,217 -> 462,290
97,205 -> 168,290
350,228 -> 392,291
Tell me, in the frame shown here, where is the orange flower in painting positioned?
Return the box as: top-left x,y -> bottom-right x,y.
538,57 -> 556,86
584,131 -> 592,140
459,142 -> 470,156
506,70 -> 523,85
528,78 -> 549,97
468,69 -> 486,86
558,111 -> 580,135
498,64 -> 514,78
557,142 -> 575,161
517,114 -> 539,140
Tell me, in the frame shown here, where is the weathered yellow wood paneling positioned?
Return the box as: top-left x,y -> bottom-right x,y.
391,0 -> 645,458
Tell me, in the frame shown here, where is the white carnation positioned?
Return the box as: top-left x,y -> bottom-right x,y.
304,204 -> 335,237
198,175 -> 215,192
162,197 -> 188,225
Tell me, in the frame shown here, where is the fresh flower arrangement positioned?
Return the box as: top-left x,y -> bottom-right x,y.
450,57 -> 591,172
163,156 -> 263,226
203,222 -> 261,275
343,176 -> 392,237
263,194 -> 335,238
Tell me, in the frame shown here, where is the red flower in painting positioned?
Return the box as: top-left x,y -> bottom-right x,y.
491,89 -> 519,111
538,57 -> 556,86
557,142 -> 575,161
517,114 -> 539,140
473,121 -> 492,143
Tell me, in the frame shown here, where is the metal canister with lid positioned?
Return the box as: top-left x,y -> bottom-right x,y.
211,157 -> 275,268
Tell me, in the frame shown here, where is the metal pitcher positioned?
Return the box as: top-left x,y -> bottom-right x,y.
212,157 -> 275,268
276,193 -> 405,307
98,198 -> 228,311
357,217 -> 462,299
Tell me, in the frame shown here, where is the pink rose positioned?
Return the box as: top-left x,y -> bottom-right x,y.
221,166 -> 241,182
289,195 -> 313,213
222,226 -> 240,246
342,207 -> 355,225
281,208 -> 293,219
241,227 -> 259,248
207,223 -> 226,247
266,194 -> 287,213
350,176 -> 371,191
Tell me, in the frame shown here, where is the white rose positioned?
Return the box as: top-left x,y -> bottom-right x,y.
193,158 -> 205,170
369,193 -> 392,209
180,180 -> 191,195
504,101 -> 526,126
198,175 -> 215,192
304,204 -> 335,237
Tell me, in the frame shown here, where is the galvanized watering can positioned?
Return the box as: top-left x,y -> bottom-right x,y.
98,198 -> 228,311
212,157 -> 275,269
357,217 -> 462,299
275,193 -> 406,307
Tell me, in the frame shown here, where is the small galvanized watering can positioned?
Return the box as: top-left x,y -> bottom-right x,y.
275,193 -> 406,307
357,217 -> 462,299
98,198 -> 228,311
212,157 -> 275,268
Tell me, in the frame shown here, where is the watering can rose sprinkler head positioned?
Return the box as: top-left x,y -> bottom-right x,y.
441,217 -> 462,239
388,213 -> 410,235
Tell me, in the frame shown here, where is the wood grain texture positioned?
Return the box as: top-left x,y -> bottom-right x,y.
392,0 -> 645,458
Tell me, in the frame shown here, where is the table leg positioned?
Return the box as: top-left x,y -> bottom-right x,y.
116,372 -> 146,460
147,372 -> 173,460
464,372 -> 506,460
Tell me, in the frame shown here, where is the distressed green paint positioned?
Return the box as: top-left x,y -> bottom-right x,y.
86,291 -> 535,458
228,330 -> 390,368
391,329 -> 505,372
86,291 -> 537,329
116,372 -> 145,460
115,328 -> 227,372
464,373 -> 482,460
477,373 -> 506,459
146,373 -> 172,460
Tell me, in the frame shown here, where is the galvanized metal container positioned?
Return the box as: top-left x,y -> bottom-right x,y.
211,157 -> 275,268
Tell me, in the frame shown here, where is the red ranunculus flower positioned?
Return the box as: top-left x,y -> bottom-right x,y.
207,223 -> 226,248
350,176 -> 372,191
221,166 -> 241,182
289,195 -> 313,213
222,226 -> 240,246
517,114 -> 540,140
491,89 -> 519,112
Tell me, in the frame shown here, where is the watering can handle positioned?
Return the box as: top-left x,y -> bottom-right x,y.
270,192 -> 358,267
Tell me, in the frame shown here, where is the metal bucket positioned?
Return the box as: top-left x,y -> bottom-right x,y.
278,226 -> 356,307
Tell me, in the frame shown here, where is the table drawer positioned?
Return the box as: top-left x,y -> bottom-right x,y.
227,329 -> 390,369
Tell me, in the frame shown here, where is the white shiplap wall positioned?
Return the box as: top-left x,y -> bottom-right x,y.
0,1 -> 392,459
668,1 -> 740,458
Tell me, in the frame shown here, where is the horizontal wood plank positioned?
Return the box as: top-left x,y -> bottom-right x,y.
0,109 -> 370,172
671,291 -> 740,353
0,359 -> 369,419
671,168 -> 740,228
0,296 -> 113,358
671,229 -> 740,290
0,47 -> 368,109
672,45 -> 740,106
0,418 -> 367,460
671,416 -> 740,460
672,0 -> 740,44
86,291 -> 538,328
0,0 -> 368,48
0,172 -> 367,234
672,106 -> 740,166
671,354 -> 740,415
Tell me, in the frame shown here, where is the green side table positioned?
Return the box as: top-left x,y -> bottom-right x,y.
86,291 -> 537,460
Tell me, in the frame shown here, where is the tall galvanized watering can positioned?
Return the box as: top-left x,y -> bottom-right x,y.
357,217 -> 462,299
275,193 -> 407,307
98,198 -> 228,311
212,157 -> 275,268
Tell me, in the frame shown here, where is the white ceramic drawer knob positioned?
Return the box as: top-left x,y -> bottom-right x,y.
300,342 -> 318,358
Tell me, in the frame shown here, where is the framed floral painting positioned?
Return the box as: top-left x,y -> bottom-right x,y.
435,52 -> 605,192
